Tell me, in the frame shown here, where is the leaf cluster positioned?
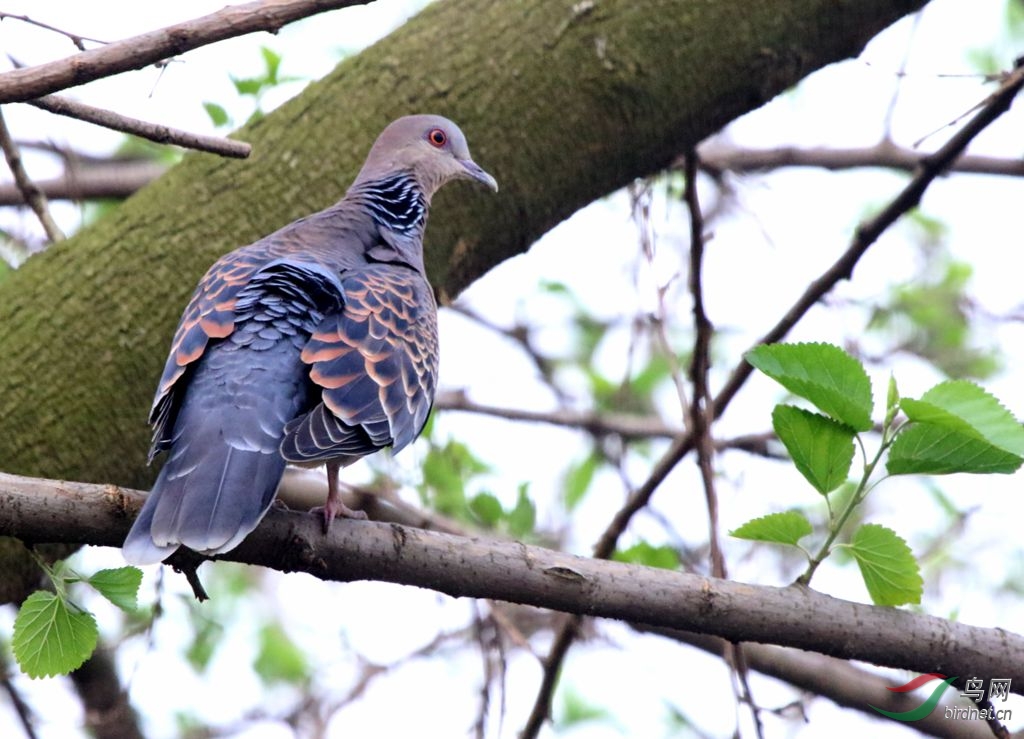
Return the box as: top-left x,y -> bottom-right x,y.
735,342 -> 1024,605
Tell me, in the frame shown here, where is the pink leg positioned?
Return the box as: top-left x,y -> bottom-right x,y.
320,460 -> 367,533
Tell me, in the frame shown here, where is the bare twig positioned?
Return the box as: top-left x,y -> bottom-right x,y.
27,95 -> 251,158
695,139 -> 1024,178
519,614 -> 582,738
0,158 -> 166,206
0,649 -> 38,739
0,108 -> 64,242
434,388 -> 680,439
68,647 -> 145,739
446,303 -> 569,402
0,0 -> 370,105
523,59 -> 1024,738
683,151 -> 770,739
682,151 -> 723,580
0,12 -> 108,51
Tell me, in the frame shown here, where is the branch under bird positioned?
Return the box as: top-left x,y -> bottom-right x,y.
123,114 -> 497,566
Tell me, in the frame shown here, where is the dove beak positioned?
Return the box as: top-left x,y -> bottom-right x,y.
459,159 -> 499,192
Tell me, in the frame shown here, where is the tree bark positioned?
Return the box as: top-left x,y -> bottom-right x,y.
0,0 -> 925,486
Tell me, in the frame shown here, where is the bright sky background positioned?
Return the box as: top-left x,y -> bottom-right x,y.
1,1 -> 1023,737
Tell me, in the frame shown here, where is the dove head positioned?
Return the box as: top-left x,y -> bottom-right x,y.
355,114 -> 498,199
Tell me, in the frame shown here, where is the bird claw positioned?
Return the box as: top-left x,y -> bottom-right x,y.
311,499 -> 368,534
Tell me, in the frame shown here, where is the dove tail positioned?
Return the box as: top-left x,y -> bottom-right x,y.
122,436 -> 286,565
123,336 -> 307,565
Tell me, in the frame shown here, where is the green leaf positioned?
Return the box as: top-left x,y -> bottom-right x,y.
260,46 -> 282,83
772,405 -> 856,494
507,484 -> 536,538
88,567 -> 142,613
747,343 -> 873,431
887,423 -> 1023,475
900,380 -> 1024,456
13,592 -> 98,678
231,76 -> 263,97
730,511 -> 813,546
202,101 -> 230,128
254,622 -> 309,685
557,687 -> 612,729
469,492 -> 503,527
563,452 -> 599,510
885,374 -> 900,426
849,524 -> 922,606
613,541 -> 680,570
421,439 -> 489,518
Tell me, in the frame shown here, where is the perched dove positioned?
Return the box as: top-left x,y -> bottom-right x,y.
123,115 -> 497,565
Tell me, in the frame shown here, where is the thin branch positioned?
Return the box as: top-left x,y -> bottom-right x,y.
0,108 -> 64,242
0,648 -> 37,739
683,150 -> 769,739
0,0 -> 371,105
683,151 -> 723,580
520,614 -> 581,738
0,159 -> 166,206
68,647 -> 144,739
695,139 -> 1024,178
434,391 -> 785,459
27,95 -> 251,158
0,12 -> 108,51
1,472 -> 1023,691
446,303 -> 569,403
433,388 -> 680,440
527,57 -> 1024,736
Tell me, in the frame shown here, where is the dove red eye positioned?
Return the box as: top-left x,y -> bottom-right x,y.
427,128 -> 447,148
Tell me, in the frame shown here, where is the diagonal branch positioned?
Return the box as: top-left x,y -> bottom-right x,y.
27,95 -> 250,158
0,108 -> 64,242
1,471 -> 1023,691
0,0 -> 371,105
0,12 -> 108,51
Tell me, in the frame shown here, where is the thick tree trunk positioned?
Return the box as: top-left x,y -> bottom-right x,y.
0,0 -> 925,487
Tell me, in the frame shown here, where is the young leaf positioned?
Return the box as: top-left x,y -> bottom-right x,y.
202,101 -> 230,128
885,374 -> 900,427
507,484 -> 536,538
900,380 -> 1024,456
849,524 -> 922,606
88,567 -> 143,613
747,343 -> 873,431
13,592 -> 98,678
469,492 -> 503,527
613,541 -> 680,570
260,46 -> 282,84
254,622 -> 309,685
231,76 -> 263,97
887,424 -> 1023,475
730,511 -> 813,546
563,451 -> 599,511
772,405 -> 856,494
